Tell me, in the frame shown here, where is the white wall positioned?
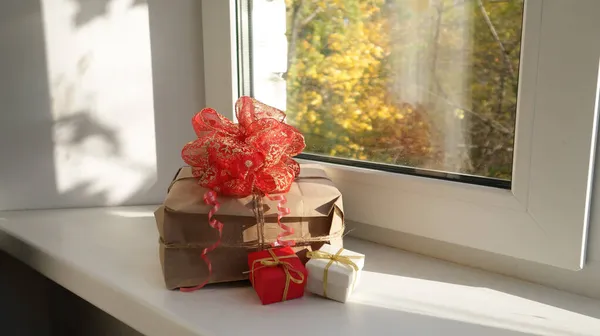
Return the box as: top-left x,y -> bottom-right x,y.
1,0 -> 600,303
0,0 -> 204,333
0,0 -> 203,210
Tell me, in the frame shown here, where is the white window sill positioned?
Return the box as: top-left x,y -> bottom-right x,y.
0,206 -> 599,336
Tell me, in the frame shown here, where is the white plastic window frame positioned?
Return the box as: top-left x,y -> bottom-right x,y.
201,0 -> 600,270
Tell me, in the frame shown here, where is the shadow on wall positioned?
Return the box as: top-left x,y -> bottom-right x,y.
52,109 -> 160,206
0,0 -> 205,210
72,0 -> 146,27
55,112 -> 122,157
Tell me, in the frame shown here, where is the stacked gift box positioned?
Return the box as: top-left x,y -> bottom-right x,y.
154,97 -> 366,304
155,164 -> 345,289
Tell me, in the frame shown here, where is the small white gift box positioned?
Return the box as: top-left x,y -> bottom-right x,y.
305,244 -> 365,303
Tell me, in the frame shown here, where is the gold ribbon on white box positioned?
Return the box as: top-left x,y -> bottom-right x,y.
306,248 -> 364,298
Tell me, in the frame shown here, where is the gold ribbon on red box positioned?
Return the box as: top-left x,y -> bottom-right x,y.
250,249 -> 305,302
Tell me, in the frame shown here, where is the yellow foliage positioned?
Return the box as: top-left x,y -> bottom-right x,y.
286,0 -> 438,165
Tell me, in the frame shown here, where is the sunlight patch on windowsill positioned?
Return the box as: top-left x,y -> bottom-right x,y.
109,209 -> 155,218
349,271 -> 598,336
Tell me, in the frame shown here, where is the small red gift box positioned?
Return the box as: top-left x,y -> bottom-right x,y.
248,247 -> 307,305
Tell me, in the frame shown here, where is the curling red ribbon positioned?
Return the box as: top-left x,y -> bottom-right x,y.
180,97 -> 305,289
266,193 -> 295,247
180,190 -> 223,292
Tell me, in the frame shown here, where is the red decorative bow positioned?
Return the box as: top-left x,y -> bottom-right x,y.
181,97 -> 305,197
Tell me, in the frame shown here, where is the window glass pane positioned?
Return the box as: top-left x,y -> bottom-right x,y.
250,0 -> 524,182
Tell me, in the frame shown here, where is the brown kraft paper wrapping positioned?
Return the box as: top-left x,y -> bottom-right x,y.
154,164 -> 344,290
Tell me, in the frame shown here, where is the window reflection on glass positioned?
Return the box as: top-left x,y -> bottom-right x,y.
251,0 -> 524,180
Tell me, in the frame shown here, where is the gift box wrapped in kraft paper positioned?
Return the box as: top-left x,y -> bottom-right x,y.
154,164 -> 344,290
